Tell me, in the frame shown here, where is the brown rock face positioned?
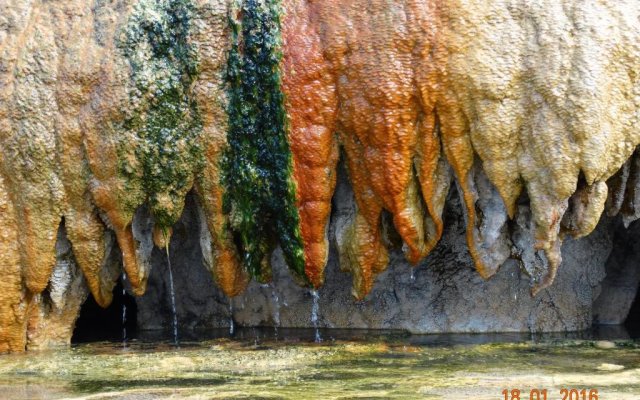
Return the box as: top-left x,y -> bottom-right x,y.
0,174 -> 29,353
0,0 -> 639,351
26,224 -> 91,350
0,0 -> 126,352
437,0 -> 640,295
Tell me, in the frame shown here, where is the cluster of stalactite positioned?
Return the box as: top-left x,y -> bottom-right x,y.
0,0 -> 639,352
0,0 -> 237,352
283,0 -> 640,298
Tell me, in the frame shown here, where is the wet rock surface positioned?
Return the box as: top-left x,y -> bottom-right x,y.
592,220 -> 640,325
137,171 -> 631,334
1,0 -> 640,351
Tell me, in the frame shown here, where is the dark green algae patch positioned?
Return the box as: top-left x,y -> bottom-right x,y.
118,0 -> 307,284
223,0 -> 307,284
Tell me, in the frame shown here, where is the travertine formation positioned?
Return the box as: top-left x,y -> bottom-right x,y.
282,0 -> 640,298
0,0 -> 236,352
0,0 -> 639,351
282,0 -> 450,298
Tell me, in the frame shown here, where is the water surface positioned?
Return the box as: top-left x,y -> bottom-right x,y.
2,329 -> 640,399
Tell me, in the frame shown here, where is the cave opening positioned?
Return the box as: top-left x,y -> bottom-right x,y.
72,279 -> 138,343
624,283 -> 640,336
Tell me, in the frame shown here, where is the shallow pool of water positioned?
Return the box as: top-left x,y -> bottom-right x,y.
2,329 -> 640,399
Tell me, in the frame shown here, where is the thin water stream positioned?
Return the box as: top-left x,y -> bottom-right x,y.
311,290 -> 322,343
121,273 -> 127,346
165,242 -> 179,346
229,302 -> 235,336
271,285 -> 281,339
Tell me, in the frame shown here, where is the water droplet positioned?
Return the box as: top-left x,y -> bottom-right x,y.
311,290 -> 322,343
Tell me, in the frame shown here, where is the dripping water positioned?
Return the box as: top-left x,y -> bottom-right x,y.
165,241 -> 179,346
121,272 -> 127,347
271,285 -> 281,339
410,268 -> 416,283
262,283 -> 281,338
229,302 -> 235,336
310,289 -> 322,343
528,297 -> 539,342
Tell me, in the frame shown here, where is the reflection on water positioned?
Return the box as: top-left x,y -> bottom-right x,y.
1,328 -> 640,399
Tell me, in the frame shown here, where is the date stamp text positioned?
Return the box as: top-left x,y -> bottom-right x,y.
502,388 -> 599,400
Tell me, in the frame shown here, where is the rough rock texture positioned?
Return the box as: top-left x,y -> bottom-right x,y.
0,0 -> 127,352
592,219 -> 640,325
0,0 -> 236,351
437,0 -> 640,297
26,224 -> 91,350
137,170 -> 620,333
0,174 -> 28,353
1,0 -> 640,352
282,0 -> 451,298
282,0 -> 640,298
137,194 -> 231,331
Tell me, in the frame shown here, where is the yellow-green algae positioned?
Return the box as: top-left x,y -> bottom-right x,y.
1,338 -> 640,399
223,0 -> 306,283
120,0 -> 203,228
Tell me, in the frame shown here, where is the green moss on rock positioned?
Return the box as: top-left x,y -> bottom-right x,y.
120,0 -> 203,228
223,0 -> 307,284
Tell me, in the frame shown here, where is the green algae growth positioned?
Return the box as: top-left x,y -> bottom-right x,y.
223,0 -> 307,284
1,337 -> 640,399
120,0 -> 203,228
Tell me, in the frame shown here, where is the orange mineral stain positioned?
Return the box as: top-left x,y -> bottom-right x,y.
283,0 -> 450,298
283,0 -> 640,298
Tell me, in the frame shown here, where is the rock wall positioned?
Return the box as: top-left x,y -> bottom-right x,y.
1,0 -> 639,351
137,168 -> 632,334
0,0 -> 234,352
593,219 -> 640,325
